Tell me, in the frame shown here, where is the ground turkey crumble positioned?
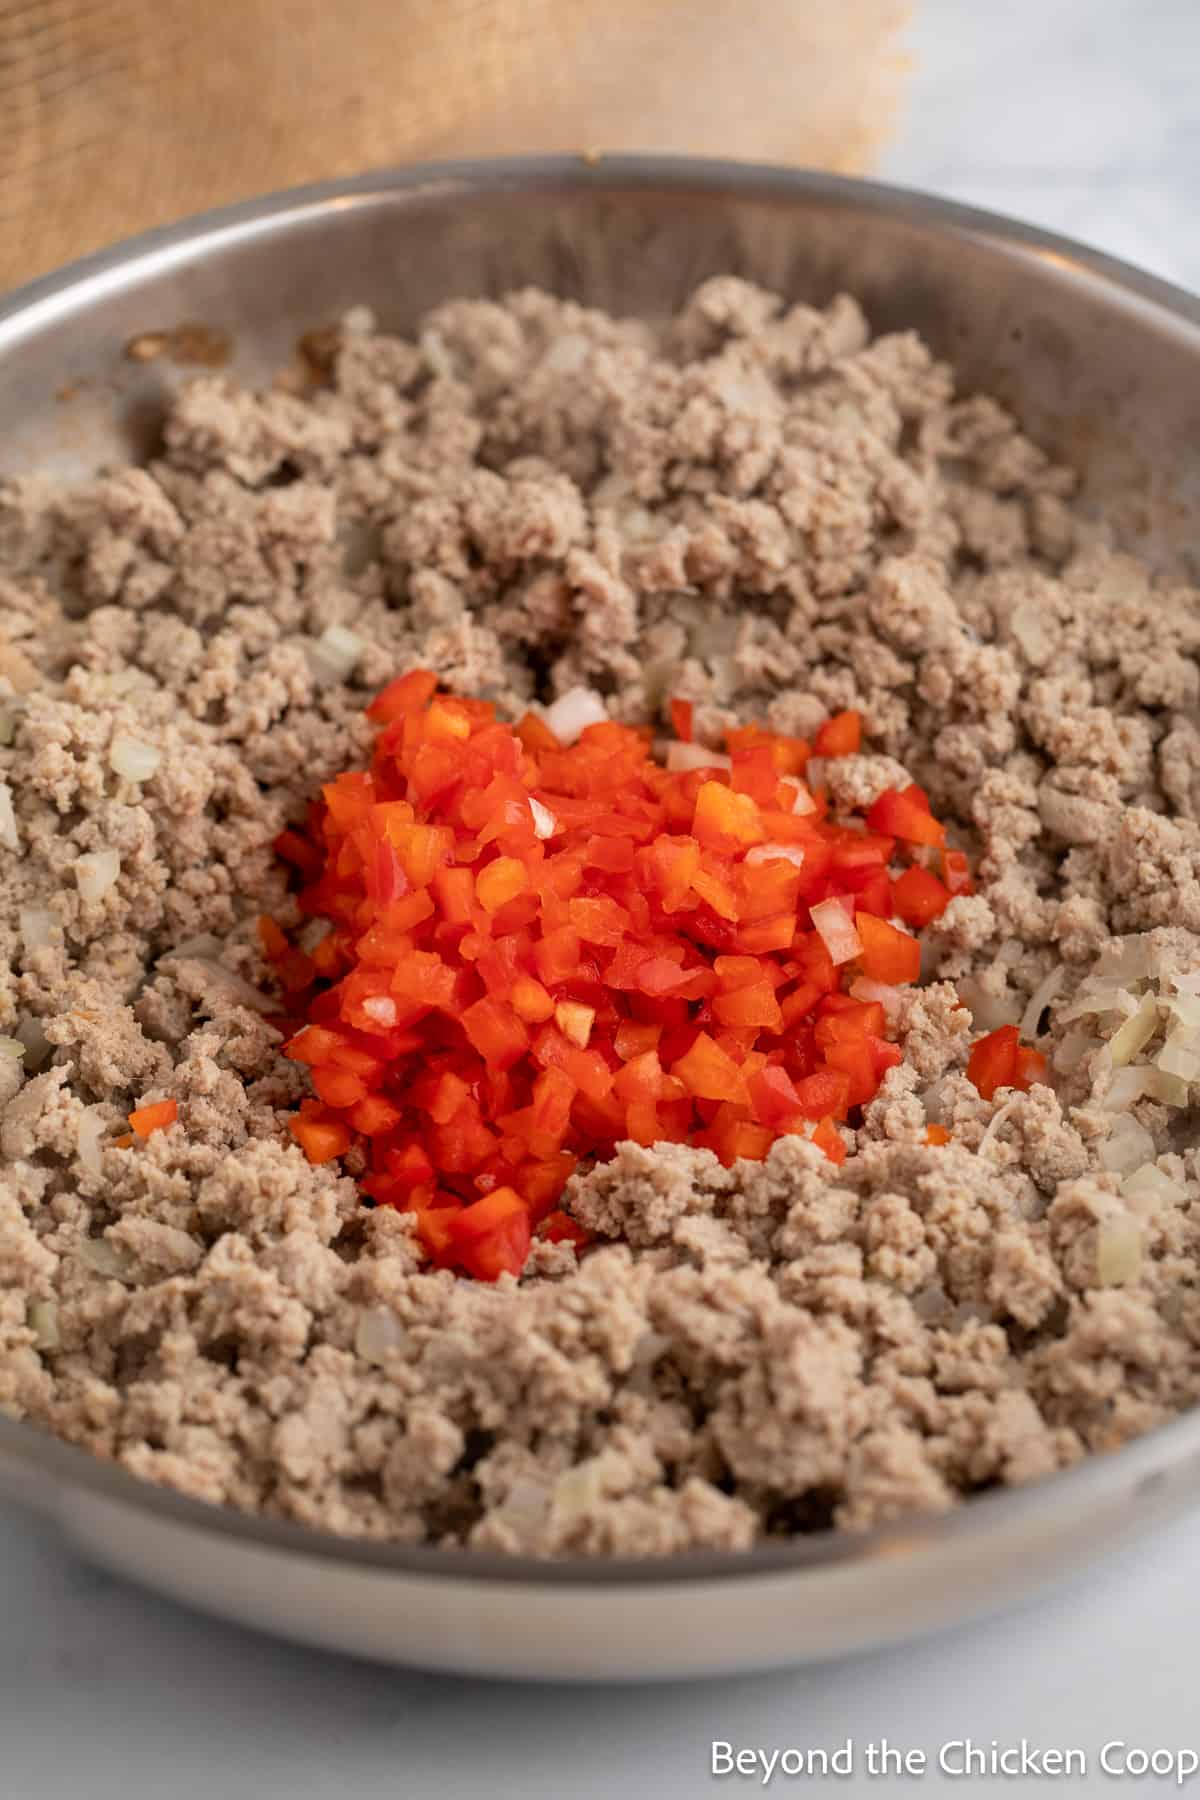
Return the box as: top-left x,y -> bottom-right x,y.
2,278 -> 1200,1555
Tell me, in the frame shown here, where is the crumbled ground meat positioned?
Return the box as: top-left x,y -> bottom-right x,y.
3,279 -> 1200,1555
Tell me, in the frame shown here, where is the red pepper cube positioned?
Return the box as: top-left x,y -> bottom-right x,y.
855,913 -> 921,985
461,996 -> 530,1071
310,1066 -> 369,1108
822,1039 -> 877,1109
517,1153 -> 578,1221
321,770 -> 375,832
810,1116 -> 847,1165
791,1067 -> 853,1121
128,1098 -> 178,1140
712,983 -> 784,1031
637,836 -> 701,913
613,1019 -> 662,1061
430,1101 -> 499,1173
669,697 -> 694,742
530,1066 -> 578,1145
386,1141 -> 437,1187
290,1115 -> 351,1164
511,975 -> 556,1023
433,864 -> 476,925
283,1024 -> 344,1066
475,856 -> 531,914
812,709 -> 862,758
447,1187 -> 533,1281
693,781 -> 766,853
866,785 -> 946,849
941,847 -> 974,896
671,1032 -> 750,1105
867,1035 -> 904,1080
367,668 -> 439,724
350,1094 -> 404,1136
274,828 -> 323,876
567,895 -> 632,947
533,927 -> 582,988
748,1064 -> 805,1130
814,1001 -> 886,1047
538,1209 -> 589,1248
892,865 -> 952,927
966,1024 -> 1020,1101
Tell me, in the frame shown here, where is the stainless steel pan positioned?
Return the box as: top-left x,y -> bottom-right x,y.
2,158 -> 1200,1680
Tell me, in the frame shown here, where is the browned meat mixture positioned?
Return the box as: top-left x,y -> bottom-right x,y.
2,280 -> 1199,1555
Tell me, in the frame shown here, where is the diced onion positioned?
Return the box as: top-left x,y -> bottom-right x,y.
543,333 -> 590,375
1163,993 -> 1200,1030
849,977 -> 903,1021
543,686 -> 608,746
0,1035 -> 24,1060
77,1237 -> 130,1280
1096,1216 -> 1142,1287
1142,1067 -> 1190,1108
109,733 -> 162,782
958,977 -> 1021,1032
1060,981 -> 1139,1023
1098,1115 -> 1156,1175
744,842 -> 806,869
555,1001 -> 594,1048
1107,991 -> 1159,1067
1155,1037 -> 1200,1082
27,1298 -> 60,1352
780,776 -> 816,815
164,933 -> 223,959
665,741 -> 733,773
19,907 -> 55,953
1122,1163 -> 1187,1208
308,623 -> 365,685
354,1306 -> 406,1363
810,898 -> 862,966
419,328 -> 455,379
75,847 -> 121,903
77,1109 -> 106,1178
1103,1067 -> 1147,1110
529,797 -> 559,840
165,954 -> 274,1014
14,1016 -> 51,1070
1095,936 -> 1156,982
298,918 -> 332,954
912,1283 -> 950,1322
1053,1026 -> 1097,1074
0,780 -> 17,851
1020,966 -> 1065,1041
362,995 -> 397,1026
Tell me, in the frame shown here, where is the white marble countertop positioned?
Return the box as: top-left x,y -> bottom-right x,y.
4,1 -> 1200,1792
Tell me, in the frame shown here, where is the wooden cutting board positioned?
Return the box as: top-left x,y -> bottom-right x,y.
0,0 -> 909,290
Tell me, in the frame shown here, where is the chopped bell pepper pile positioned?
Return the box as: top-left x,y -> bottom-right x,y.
266,670 -> 978,1282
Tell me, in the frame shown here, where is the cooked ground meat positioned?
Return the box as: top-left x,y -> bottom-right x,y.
2,279 -> 1199,1555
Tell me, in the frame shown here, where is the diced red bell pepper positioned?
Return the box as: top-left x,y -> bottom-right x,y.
891,865 -> 951,927
856,913 -> 921,984
128,1099 -> 178,1140
810,1116 -> 847,1165
866,785 -> 946,848
813,710 -> 862,757
446,1187 -> 532,1281
669,697 -> 694,742
966,1024 -> 1019,1101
